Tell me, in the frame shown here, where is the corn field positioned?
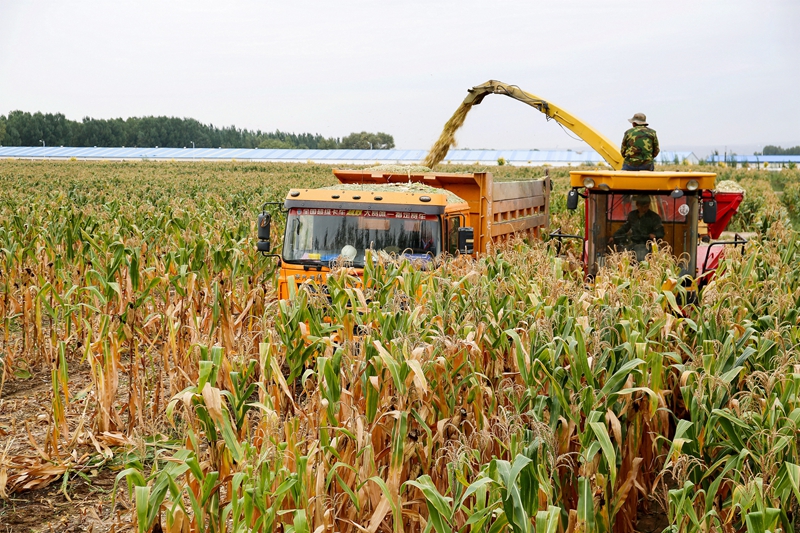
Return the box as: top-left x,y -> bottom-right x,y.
2,160 -> 800,533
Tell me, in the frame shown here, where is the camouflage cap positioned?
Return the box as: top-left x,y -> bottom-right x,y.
628,113 -> 648,125
635,195 -> 651,205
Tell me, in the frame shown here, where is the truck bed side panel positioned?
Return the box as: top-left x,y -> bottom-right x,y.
489,178 -> 550,242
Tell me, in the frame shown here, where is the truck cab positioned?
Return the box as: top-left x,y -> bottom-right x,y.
566,170 -> 743,280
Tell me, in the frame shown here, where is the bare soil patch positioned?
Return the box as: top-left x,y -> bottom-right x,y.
1,467 -> 122,533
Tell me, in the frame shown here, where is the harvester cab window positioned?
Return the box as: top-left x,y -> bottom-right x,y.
282,208 -> 442,266
586,192 -> 699,276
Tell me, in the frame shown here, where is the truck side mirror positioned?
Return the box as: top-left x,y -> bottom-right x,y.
458,227 -> 474,254
567,189 -> 579,210
702,199 -> 717,224
257,212 -> 271,253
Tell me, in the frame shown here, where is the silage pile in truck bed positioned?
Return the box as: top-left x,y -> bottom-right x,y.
368,164 -> 433,173
321,181 -> 467,206
716,180 -> 746,193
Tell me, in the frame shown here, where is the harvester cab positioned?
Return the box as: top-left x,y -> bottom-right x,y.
566,170 -> 745,281
453,80 -> 746,282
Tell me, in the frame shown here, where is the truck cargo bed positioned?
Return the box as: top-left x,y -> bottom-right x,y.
332,169 -> 550,254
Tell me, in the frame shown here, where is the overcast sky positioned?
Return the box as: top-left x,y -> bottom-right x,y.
1,0 -> 798,155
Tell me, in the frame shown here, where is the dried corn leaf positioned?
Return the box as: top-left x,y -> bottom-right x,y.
201,383 -> 225,425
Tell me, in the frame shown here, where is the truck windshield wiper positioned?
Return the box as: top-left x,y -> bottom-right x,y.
284,258 -> 329,270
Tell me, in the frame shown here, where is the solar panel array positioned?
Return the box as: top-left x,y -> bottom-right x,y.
707,155 -> 800,164
0,146 -> 699,166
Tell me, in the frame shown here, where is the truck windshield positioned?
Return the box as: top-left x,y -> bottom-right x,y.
282,208 -> 441,267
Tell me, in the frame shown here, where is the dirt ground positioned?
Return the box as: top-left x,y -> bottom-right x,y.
636,508 -> 670,533
1,364 -> 133,533
0,468 -> 122,533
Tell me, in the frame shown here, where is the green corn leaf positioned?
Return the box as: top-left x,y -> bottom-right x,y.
508,454 -> 533,487
487,512 -> 509,533
535,506 -> 560,533
335,473 -> 360,512
573,327 -> 595,389
293,509 -> 309,533
134,485 -> 150,533
455,476 -> 495,513
218,408 -> 243,463
601,358 -> 645,397
368,476 -> 400,528
711,409 -> 747,451
745,509 -> 780,533
666,420 -> 694,462
273,477 -> 298,500
577,476 -> 595,532
463,505 -> 498,529
405,476 -> 452,533
589,421 -> 617,486
704,455 -> 741,515
782,462 -> 800,505
494,456 -> 532,533
200,471 -> 220,507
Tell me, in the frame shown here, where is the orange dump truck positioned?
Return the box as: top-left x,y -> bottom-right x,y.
257,169 -> 550,299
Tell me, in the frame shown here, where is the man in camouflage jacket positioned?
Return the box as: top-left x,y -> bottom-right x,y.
621,113 -> 659,171
609,195 -> 664,261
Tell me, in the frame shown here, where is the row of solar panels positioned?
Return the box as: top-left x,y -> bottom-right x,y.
706,155 -> 800,163
0,146 -> 699,165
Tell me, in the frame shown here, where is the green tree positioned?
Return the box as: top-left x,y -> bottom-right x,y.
77,117 -> 127,147
762,145 -> 800,156
0,110 -> 384,149
340,131 -> 395,150
317,137 -> 340,149
258,138 -> 294,149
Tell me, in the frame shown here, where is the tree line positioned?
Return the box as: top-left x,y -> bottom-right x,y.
759,145 -> 800,156
0,111 -> 394,150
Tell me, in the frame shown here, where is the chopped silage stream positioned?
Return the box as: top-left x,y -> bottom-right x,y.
422,101 -> 473,168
